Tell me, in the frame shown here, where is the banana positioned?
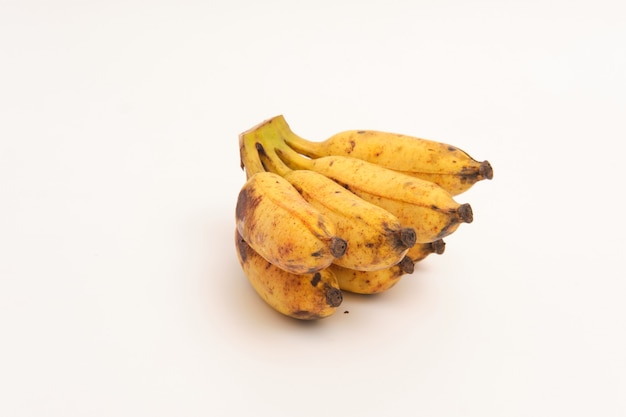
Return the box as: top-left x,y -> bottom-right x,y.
331,256 -> 415,294
284,126 -> 493,196
256,141 -> 417,271
407,239 -> 446,263
235,230 -> 343,319
263,131 -> 473,243
236,170 -> 347,274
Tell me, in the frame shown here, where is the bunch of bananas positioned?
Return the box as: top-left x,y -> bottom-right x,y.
235,115 -> 493,320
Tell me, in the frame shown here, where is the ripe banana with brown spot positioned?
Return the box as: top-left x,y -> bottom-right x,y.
236,170 -> 347,274
331,256 -> 415,295
407,239 -> 446,263
235,230 -> 343,319
284,126 -> 493,196
267,135 -> 473,244
257,142 -> 417,271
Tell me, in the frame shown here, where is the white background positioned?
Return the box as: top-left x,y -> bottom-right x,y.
1,1 -> 625,416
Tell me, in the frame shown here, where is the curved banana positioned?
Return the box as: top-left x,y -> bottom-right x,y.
270,140 -> 472,244
407,239 -> 446,263
236,170 -> 347,274
331,256 -> 415,294
284,127 -> 493,196
235,230 -> 343,319
257,142 -> 416,271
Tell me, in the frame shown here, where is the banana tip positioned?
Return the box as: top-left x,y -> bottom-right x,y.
480,160 -> 493,180
325,286 -> 343,307
399,256 -> 415,274
400,227 -> 417,249
431,239 -> 446,255
458,203 -> 473,223
330,237 -> 348,258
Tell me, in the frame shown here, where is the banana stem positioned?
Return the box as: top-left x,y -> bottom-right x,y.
255,142 -> 292,177
282,129 -> 322,158
239,115 -> 308,177
248,116 -> 315,171
239,124 -> 268,178
274,140 -> 315,171
241,115 -> 318,174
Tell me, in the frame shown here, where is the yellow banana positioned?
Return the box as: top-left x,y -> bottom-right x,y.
236,170 -> 347,274
407,239 -> 446,263
244,116 -> 473,244
284,128 -> 493,196
331,256 -> 415,295
267,136 -> 473,244
256,142 -> 417,271
235,230 -> 343,319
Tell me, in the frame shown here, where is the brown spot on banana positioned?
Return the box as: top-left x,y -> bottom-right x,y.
311,272 -> 322,287
236,231 -> 249,263
235,187 -> 259,224
436,220 -> 459,240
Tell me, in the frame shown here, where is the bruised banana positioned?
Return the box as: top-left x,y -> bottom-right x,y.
257,141 -> 416,271
270,138 -> 473,244
236,170 -> 347,274
284,125 -> 493,196
331,256 -> 415,295
235,230 -> 342,319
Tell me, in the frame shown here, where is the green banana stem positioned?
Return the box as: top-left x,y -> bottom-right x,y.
269,136 -> 315,171
239,127 -> 267,178
280,129 -> 322,158
248,115 -> 317,172
256,141 -> 292,177
239,115 -> 309,177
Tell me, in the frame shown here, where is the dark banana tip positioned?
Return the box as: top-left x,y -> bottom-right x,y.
431,239 -> 446,255
399,256 -> 415,274
458,203 -> 473,223
325,286 -> 343,307
330,237 -> 348,258
400,227 -> 417,249
479,160 -> 493,180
